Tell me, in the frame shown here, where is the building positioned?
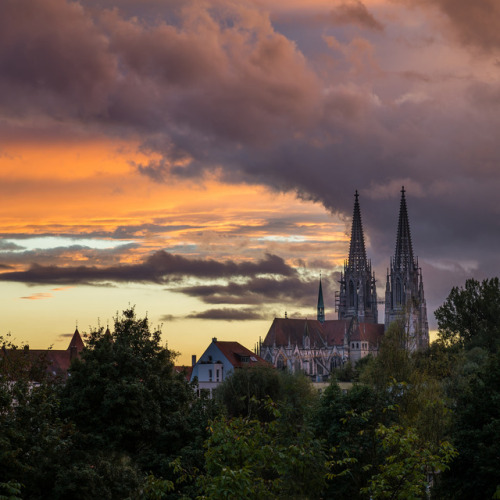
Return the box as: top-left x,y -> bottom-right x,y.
190,338 -> 269,397
0,328 -> 84,379
338,190 -> 378,324
385,187 -> 429,350
259,317 -> 383,381
260,188 -> 428,378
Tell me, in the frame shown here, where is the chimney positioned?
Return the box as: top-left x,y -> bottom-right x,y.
212,337 -> 217,343
192,354 -> 196,366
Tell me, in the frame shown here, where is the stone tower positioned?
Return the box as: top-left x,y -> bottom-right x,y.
317,274 -> 325,324
338,191 -> 378,323
385,187 -> 429,350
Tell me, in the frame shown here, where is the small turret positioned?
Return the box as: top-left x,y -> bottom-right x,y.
317,274 -> 325,324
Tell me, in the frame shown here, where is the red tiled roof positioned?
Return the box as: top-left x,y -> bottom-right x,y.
174,365 -> 193,381
0,330 -> 85,379
350,322 -> 384,345
263,318 -> 384,348
263,318 -> 347,348
214,341 -> 269,369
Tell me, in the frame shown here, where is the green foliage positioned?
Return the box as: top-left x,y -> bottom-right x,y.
435,277 -> 500,352
136,474 -> 174,499
200,399 -> 327,499
361,424 -> 457,500
60,308 -> 195,479
315,382 -> 395,498
330,357 -> 372,383
0,335 -> 76,498
0,481 -> 22,500
434,352 -> 500,499
360,320 -> 414,389
215,366 -> 317,426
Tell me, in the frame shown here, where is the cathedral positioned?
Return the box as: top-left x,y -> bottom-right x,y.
259,187 -> 429,380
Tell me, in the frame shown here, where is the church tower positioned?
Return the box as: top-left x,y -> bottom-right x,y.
338,191 -> 378,323
317,274 -> 325,324
385,187 -> 429,350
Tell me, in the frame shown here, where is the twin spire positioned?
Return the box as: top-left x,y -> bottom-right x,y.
317,187 -> 428,349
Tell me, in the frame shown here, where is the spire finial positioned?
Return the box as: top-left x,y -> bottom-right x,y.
401,185 -> 405,196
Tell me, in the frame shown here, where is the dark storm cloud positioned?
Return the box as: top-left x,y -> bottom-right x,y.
0,251 -> 295,285
0,0 -> 116,117
413,0 -> 500,51
327,1 -> 384,32
0,243 -> 138,269
186,307 -> 266,321
177,273 -> 339,309
3,0 -> 500,327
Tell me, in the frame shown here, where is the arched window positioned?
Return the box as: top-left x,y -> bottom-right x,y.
366,281 -> 371,306
349,281 -> 355,307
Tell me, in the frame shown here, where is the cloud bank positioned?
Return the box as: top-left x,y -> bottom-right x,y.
2,0 -> 500,326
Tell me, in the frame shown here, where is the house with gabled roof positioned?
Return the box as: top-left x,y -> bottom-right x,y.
190,337 -> 269,397
1,328 -> 85,380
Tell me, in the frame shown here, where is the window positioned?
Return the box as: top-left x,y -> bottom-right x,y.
216,368 -> 220,382
209,369 -> 212,381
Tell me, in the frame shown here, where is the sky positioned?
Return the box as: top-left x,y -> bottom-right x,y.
1,0 -> 500,364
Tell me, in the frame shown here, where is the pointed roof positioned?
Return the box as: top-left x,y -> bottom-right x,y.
394,186 -> 415,269
347,190 -> 368,271
212,341 -> 269,368
68,327 -> 84,353
317,275 -> 325,323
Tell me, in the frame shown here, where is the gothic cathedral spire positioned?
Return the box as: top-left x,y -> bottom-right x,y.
317,273 -> 325,324
338,191 -> 378,323
385,187 -> 429,349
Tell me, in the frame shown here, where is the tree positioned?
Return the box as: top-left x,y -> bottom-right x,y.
361,424 -> 456,500
360,319 -> 414,390
434,351 -> 500,499
315,382 -> 395,499
60,308 -> 195,481
200,400 -> 327,499
435,277 -> 500,352
0,335 -> 74,498
215,366 -> 317,426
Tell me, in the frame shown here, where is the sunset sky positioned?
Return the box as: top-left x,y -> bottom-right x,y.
1,0 -> 499,364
